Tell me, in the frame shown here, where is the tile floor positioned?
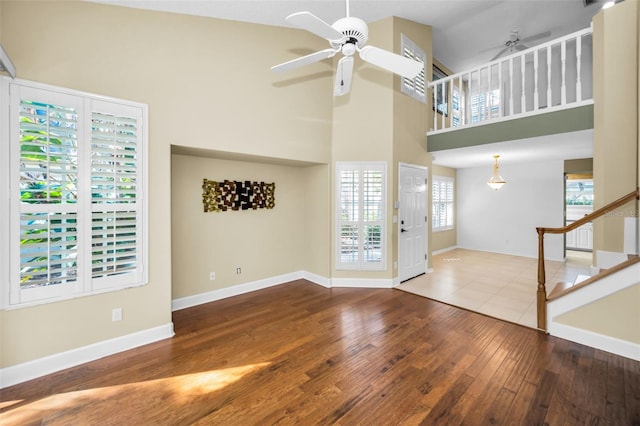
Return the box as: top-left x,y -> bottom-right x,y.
397,248 -> 592,329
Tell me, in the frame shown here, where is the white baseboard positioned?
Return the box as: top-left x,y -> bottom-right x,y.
548,322 -> 640,361
432,246 -> 457,255
301,271 -> 331,288
172,271 -> 305,311
172,271 -> 396,312
330,278 -> 394,288
0,323 -> 174,389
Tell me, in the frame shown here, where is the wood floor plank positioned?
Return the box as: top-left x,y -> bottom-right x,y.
1,281 -> 638,425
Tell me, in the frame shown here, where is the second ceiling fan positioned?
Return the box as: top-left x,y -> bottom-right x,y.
490,29 -> 552,61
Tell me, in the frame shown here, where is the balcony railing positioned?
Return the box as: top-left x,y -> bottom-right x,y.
428,27 -> 594,134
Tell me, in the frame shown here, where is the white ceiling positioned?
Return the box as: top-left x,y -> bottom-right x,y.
430,129 -> 593,168
94,0 -> 605,72
91,0 -> 602,168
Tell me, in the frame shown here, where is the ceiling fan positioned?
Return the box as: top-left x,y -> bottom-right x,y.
490,29 -> 552,61
271,0 -> 424,96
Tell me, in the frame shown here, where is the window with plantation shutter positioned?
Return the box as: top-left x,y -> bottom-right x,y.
401,34 -> 427,104
336,162 -> 386,270
1,78 -> 148,307
432,176 -> 454,232
90,107 -> 143,289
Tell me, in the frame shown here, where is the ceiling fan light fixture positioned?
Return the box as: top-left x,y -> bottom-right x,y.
487,155 -> 507,191
271,0 -> 424,97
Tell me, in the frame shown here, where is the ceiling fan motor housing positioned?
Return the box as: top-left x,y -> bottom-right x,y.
331,17 -> 369,48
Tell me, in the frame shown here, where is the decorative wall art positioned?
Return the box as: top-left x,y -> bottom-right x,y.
202,179 -> 275,212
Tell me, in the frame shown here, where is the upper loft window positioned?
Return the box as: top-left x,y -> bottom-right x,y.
1,78 -> 149,308
401,34 -> 427,104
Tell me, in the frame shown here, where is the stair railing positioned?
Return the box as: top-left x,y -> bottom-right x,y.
535,188 -> 639,331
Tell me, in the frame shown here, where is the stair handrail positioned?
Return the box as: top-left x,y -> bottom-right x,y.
535,187 -> 639,330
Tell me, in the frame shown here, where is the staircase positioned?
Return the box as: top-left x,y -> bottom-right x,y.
535,188 -> 640,360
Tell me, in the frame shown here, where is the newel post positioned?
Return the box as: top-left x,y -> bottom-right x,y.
536,228 -> 547,331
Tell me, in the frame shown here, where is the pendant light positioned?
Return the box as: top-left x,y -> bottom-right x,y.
487,155 -> 507,191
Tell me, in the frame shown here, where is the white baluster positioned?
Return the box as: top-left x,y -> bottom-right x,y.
487,66 -> 492,121
534,50 -> 539,110
509,59 -> 514,115
498,62 -> 503,117
441,81 -> 445,130
433,85 -> 437,129
521,55 -> 526,113
547,46 -> 552,107
459,75 -> 464,125
561,40 -> 567,105
576,34 -> 582,102
467,72 -> 471,125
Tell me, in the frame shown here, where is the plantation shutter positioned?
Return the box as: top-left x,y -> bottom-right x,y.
432,176 -> 454,232
90,101 -> 144,289
401,34 -> 427,103
5,79 -> 148,307
13,89 -> 83,303
336,162 -> 386,270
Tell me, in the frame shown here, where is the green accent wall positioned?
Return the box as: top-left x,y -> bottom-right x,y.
427,104 -> 594,152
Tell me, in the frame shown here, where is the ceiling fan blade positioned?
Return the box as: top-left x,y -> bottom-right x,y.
515,44 -> 529,51
490,46 -> 509,61
334,56 -> 354,96
271,48 -> 338,73
359,46 -> 423,79
520,30 -> 551,44
286,11 -> 346,42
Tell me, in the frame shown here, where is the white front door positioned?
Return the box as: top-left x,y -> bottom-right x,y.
398,163 -> 428,282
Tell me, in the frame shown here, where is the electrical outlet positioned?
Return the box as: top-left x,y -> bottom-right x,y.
112,308 -> 123,322
236,267 -> 241,274
209,272 -> 216,280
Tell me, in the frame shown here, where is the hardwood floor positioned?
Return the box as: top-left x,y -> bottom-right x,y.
1,280 -> 638,425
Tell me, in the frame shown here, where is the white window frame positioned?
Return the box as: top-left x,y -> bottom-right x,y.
335,162 -> 387,271
401,34 -> 427,104
432,175 -> 454,232
0,77 -> 148,308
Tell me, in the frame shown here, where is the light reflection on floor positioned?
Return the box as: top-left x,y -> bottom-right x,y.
0,362 -> 270,424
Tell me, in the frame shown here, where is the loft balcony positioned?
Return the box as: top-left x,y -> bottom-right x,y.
427,27 -> 594,151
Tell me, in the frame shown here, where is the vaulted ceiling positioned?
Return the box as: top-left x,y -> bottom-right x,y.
93,0 -> 604,72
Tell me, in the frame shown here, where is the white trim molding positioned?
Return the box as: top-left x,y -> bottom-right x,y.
172,271 -> 396,312
549,322 -> 640,361
330,278 -> 394,288
432,246 -> 457,256
0,323 -> 174,389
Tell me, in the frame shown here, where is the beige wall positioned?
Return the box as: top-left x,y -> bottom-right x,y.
330,18 -> 395,279
562,0 -> 639,347
592,0 -> 639,255
0,0 -> 332,368
171,155 -> 316,298
555,283 -> 640,343
564,158 -> 593,174
329,17 -> 433,278
430,164 -> 457,252
392,18 -> 433,269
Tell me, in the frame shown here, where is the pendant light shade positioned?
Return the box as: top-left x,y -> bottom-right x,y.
487,155 -> 507,190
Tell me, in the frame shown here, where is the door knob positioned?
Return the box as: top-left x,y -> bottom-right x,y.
401,228 -> 408,233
